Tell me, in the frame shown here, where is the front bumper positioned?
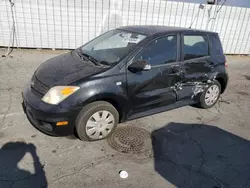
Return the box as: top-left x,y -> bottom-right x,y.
22,85 -> 79,136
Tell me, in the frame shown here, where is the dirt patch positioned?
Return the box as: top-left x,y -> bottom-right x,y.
237,91 -> 249,96
243,75 -> 250,80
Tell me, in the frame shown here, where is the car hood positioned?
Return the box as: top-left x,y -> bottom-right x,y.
35,51 -> 105,87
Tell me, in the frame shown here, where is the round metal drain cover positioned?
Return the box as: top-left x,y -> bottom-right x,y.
107,126 -> 151,154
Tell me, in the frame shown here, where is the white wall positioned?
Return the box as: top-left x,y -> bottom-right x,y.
0,0 -> 250,54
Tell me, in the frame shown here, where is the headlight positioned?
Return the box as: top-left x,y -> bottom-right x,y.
42,86 -> 80,105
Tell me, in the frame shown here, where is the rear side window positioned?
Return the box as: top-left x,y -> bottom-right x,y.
183,35 -> 209,60
209,34 -> 224,55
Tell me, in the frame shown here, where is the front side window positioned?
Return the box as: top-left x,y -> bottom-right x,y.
183,35 -> 209,60
134,35 -> 177,66
81,30 -> 146,65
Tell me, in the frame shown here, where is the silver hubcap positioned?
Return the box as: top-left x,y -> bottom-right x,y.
205,84 -> 220,106
86,110 -> 115,139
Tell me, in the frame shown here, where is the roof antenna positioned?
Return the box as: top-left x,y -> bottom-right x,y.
189,4 -> 205,28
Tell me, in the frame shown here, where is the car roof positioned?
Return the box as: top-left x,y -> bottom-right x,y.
117,25 -> 217,36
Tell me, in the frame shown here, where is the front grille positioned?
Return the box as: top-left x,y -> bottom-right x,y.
31,75 -> 49,95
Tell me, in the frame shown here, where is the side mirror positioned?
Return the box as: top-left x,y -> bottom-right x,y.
128,59 -> 151,73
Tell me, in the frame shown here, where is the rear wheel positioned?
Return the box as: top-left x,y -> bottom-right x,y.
199,80 -> 221,109
76,101 -> 119,141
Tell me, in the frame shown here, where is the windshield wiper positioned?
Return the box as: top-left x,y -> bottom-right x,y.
99,61 -> 111,66
77,50 -> 101,66
85,54 -> 101,66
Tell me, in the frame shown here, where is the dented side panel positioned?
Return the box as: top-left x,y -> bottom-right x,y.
176,56 -> 213,100
180,56 -> 213,83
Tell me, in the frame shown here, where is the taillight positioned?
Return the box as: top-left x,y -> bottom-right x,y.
225,62 -> 228,68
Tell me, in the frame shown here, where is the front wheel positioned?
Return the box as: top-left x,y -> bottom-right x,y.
75,101 -> 119,141
199,80 -> 221,109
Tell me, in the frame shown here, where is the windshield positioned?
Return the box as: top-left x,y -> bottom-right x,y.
80,30 -> 146,65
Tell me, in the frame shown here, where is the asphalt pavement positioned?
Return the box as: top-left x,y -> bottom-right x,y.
1,48 -> 250,188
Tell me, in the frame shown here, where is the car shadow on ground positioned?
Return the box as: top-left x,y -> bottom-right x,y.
151,122 -> 250,188
0,142 -> 47,188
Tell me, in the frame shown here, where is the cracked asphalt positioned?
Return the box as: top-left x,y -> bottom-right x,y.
0,48 -> 250,188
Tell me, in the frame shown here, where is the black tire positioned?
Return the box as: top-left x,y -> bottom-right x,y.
199,80 -> 221,109
75,101 -> 119,141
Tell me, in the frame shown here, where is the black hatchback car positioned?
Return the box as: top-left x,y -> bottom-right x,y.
22,26 -> 228,141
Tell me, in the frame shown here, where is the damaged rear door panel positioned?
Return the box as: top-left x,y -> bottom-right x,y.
177,33 -> 215,101
181,34 -> 213,82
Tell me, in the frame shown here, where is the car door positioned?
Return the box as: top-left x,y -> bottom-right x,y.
126,34 -> 181,114
181,33 -> 213,83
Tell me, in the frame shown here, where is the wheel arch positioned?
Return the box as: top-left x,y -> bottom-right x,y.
78,93 -> 129,123
215,76 -> 227,94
